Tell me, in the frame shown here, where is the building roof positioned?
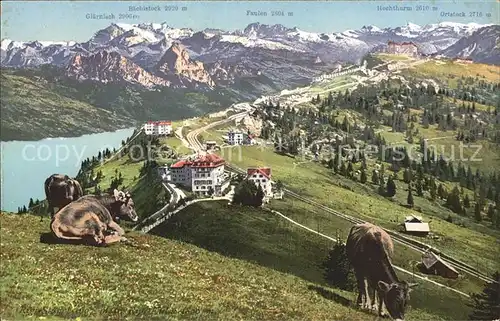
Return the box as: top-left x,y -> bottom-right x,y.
404,222 -> 430,233
191,153 -> 225,168
170,160 -> 192,169
405,215 -> 423,223
421,251 -> 459,275
171,153 -> 225,169
147,120 -> 172,125
247,167 -> 272,179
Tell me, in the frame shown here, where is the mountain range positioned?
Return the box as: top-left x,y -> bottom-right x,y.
1,21 -> 498,96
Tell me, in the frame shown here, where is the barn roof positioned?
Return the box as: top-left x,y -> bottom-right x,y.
405,215 -> 423,223
404,222 -> 430,232
421,251 -> 459,274
247,167 -> 272,179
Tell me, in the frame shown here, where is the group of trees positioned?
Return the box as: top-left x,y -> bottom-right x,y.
320,138 -> 500,228
232,179 -> 265,207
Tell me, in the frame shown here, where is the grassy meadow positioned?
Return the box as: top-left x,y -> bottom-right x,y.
0,212 -> 383,321
151,200 -> 475,320
217,145 -> 500,276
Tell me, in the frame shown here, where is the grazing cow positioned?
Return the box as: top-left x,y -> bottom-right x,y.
50,189 -> 138,246
44,174 -> 84,219
346,222 -> 418,321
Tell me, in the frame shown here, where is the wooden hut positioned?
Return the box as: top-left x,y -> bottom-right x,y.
403,215 -> 430,236
419,251 -> 459,279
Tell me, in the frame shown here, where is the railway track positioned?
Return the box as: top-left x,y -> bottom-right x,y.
187,107 -> 496,286
224,163 -> 496,285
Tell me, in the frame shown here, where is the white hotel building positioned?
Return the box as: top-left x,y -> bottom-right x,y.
227,130 -> 245,145
144,120 -> 173,136
169,153 -> 229,196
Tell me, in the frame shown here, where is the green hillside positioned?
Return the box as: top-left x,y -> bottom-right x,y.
1,212 -> 372,321
0,67 -> 237,141
0,72 -> 137,141
153,201 -> 473,320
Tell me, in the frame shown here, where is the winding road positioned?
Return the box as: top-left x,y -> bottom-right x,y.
186,109 -> 253,152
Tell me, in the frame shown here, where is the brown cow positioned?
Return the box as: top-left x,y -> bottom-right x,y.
346,222 -> 418,321
44,174 -> 84,219
51,189 -> 138,246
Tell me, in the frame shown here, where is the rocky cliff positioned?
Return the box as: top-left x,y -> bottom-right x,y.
155,42 -> 215,87
67,51 -> 170,88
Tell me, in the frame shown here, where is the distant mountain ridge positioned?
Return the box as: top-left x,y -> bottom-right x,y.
437,25 -> 500,65
1,21 -> 498,95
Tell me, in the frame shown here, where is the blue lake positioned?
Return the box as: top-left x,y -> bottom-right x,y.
1,127 -> 136,212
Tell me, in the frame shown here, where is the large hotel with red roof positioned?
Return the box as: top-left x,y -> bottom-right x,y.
169,153 -> 230,196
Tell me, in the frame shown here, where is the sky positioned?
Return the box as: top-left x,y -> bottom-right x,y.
1,1 -> 498,42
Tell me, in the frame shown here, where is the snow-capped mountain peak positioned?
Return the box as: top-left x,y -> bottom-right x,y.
406,22 -> 422,32
242,22 -> 293,38
361,25 -> 382,33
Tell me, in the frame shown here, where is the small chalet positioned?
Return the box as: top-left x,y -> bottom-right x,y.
403,215 -> 430,236
419,251 -> 459,279
247,167 -> 273,199
205,141 -> 217,150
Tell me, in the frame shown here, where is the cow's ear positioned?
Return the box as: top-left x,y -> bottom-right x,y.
113,189 -> 120,200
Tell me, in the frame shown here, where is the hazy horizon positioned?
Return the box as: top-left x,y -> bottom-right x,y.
1,1 -> 498,42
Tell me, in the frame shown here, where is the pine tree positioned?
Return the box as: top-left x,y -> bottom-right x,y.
468,271 -> 500,320
28,198 -> 34,209
430,177 -> 437,200
386,175 -> 397,197
446,186 -> 462,214
378,175 -> 386,195
407,185 -> 414,207
416,179 -> 424,196
360,169 -> 367,184
475,202 -> 483,222
255,184 -> 265,207
403,168 -> 412,183
333,153 -> 341,173
323,240 -> 356,291
464,194 -> 471,208
340,162 -> 347,176
372,169 -> 379,185
346,161 -> 353,178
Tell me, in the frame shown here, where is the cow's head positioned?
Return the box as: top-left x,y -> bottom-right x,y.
113,189 -> 138,222
378,280 -> 418,321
